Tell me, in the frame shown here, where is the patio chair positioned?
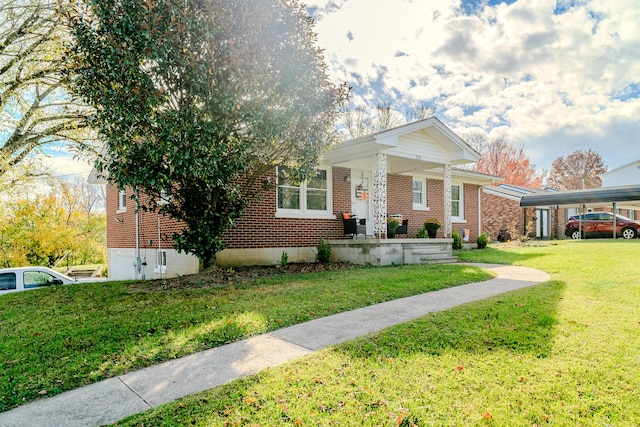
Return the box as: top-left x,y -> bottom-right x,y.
394,219 -> 409,237
342,213 -> 366,238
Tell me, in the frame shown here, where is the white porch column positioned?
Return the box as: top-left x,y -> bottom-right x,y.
444,164 -> 452,238
373,153 -> 387,238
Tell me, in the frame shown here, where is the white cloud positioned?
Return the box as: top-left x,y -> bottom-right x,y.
308,0 -> 640,171
43,153 -> 94,182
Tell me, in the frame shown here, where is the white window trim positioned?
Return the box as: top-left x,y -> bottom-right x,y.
451,183 -> 465,223
412,177 -> 430,212
117,189 -> 127,213
158,188 -> 171,206
154,249 -> 167,274
276,166 -> 334,219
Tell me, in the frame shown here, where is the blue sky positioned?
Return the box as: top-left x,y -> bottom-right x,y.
306,0 -> 640,173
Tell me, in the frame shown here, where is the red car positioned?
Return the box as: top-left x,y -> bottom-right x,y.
565,212 -> 640,239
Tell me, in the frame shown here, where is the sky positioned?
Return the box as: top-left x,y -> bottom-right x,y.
305,0 -> 640,173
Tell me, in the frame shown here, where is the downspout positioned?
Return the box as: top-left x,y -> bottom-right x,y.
134,187 -> 144,280
477,186 -> 482,239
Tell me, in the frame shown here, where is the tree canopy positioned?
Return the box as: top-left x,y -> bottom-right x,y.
544,149 -> 607,190
69,0 -> 347,267
0,179 -> 106,267
0,0 -> 95,186
339,102 -> 433,139
458,132 -> 543,188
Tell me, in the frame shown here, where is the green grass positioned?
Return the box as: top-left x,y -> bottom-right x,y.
114,240 -> 640,426
0,263 -> 491,412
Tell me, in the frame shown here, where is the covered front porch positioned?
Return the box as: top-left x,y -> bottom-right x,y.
328,237 -> 457,266
322,117 -> 488,239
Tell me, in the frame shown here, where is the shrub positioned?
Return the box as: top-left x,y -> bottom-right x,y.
317,238 -> 331,263
416,227 -> 428,238
452,230 -> 463,250
280,251 -> 288,267
477,232 -> 489,249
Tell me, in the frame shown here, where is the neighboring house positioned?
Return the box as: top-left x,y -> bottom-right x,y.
95,117 -> 501,280
599,160 -> 640,218
600,159 -> 640,187
482,184 -> 568,240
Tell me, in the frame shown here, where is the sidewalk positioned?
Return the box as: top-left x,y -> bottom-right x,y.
0,263 -> 550,427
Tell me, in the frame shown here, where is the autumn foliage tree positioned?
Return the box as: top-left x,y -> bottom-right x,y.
473,138 -> 542,188
68,0 -> 347,268
0,180 -> 106,267
544,149 -> 607,190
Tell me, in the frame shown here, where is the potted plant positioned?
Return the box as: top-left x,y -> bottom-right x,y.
387,218 -> 400,238
424,218 -> 441,238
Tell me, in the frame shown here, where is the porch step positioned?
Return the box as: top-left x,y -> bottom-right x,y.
417,255 -> 458,264
405,243 -> 457,264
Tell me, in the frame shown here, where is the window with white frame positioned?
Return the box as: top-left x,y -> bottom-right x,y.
276,167 -> 332,218
158,188 -> 171,205
154,250 -> 167,274
412,177 -> 428,210
118,189 -> 127,212
451,184 -> 463,221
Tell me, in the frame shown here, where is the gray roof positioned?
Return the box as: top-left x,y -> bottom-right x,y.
520,185 -> 640,207
483,184 -> 558,202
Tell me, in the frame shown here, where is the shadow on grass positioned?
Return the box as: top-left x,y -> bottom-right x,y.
337,280 -> 565,361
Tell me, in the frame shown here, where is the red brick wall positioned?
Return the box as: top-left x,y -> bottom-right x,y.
481,191 -> 569,240
221,167 -> 347,248
107,184 -> 185,250
460,183 -> 480,240
481,192 -> 524,241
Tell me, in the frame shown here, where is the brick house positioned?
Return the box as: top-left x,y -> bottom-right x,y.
96,118 -> 500,280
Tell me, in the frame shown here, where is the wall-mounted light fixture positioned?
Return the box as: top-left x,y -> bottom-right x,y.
115,217 -> 124,223
343,175 -> 350,183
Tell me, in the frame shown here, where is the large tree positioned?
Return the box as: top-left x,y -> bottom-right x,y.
545,149 -> 607,190
0,0 -> 94,185
69,0 -> 347,268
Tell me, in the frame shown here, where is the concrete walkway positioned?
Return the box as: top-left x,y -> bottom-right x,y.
0,263 -> 550,427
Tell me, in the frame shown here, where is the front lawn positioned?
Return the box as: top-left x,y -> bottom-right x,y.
116,240 -> 640,426
0,263 -> 490,412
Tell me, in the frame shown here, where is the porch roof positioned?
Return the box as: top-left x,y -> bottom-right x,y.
321,117 -> 482,175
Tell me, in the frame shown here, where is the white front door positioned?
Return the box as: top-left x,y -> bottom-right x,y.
351,170 -> 372,235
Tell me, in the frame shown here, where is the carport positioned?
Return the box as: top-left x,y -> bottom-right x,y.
520,185 -> 640,239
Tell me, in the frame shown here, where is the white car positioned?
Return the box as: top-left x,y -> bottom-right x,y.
0,267 -> 98,294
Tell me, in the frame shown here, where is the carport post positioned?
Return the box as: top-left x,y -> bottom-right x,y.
613,202 -> 617,239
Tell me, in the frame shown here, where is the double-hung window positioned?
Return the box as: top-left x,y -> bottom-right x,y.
117,189 -> 127,212
412,177 -> 428,210
276,167 -> 333,218
451,184 -> 464,222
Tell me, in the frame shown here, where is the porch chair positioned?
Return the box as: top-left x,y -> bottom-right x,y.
394,219 -> 409,237
342,213 -> 366,239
